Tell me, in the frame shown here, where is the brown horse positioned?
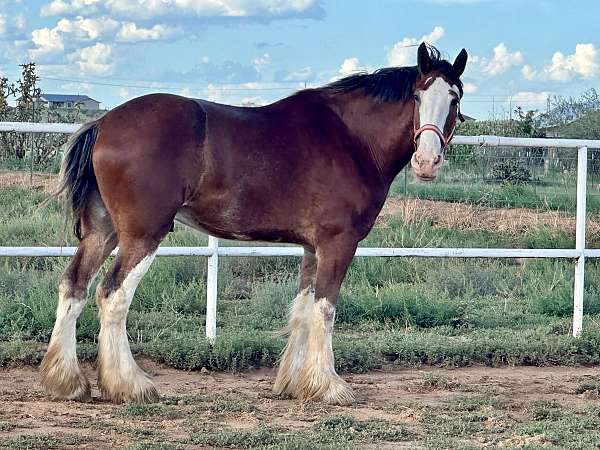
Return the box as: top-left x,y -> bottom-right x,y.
41,43 -> 467,405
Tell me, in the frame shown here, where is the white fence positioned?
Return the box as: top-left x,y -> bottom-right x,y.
2,121 -> 600,340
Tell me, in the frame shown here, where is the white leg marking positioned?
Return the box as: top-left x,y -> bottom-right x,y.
40,281 -> 91,400
97,251 -> 158,403
274,293 -> 354,405
274,288 -> 313,396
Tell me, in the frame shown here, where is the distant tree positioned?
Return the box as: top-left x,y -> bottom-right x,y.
8,63 -> 42,158
0,62 -> 90,170
538,88 -> 600,127
513,107 -> 539,136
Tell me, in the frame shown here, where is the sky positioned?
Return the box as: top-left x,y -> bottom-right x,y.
0,0 -> 598,119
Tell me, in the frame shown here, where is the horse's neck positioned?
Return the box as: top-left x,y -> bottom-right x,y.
330,92 -> 415,184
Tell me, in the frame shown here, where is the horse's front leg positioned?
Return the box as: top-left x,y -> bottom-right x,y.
274,248 -> 317,397
274,235 -> 357,405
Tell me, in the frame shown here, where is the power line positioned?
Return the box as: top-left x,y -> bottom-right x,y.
39,76 -> 298,92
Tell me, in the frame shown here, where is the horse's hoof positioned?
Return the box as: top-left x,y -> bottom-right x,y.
40,351 -> 91,402
321,380 -> 355,406
98,368 -> 159,404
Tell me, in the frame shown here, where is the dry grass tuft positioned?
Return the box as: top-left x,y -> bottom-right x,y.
381,197 -> 600,241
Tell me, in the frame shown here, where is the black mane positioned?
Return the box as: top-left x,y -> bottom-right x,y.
318,45 -> 463,102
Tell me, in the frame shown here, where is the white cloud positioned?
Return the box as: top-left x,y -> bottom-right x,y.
524,43 -> 598,82
481,43 -> 523,76
42,0 -> 317,20
42,0 -> 70,16
339,57 -> 366,75
30,26 -> 65,58
29,16 -> 119,59
463,82 -> 477,94
72,16 -> 119,39
119,87 -> 130,99
252,53 -> 271,71
329,57 -> 368,81
511,91 -> 552,106
116,22 -> 181,42
68,42 -> 114,75
521,64 -> 536,80
544,44 -> 598,81
387,26 -> 444,66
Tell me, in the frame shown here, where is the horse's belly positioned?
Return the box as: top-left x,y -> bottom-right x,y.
174,206 -> 297,243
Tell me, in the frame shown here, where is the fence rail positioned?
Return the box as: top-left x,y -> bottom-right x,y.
2,121 -> 600,340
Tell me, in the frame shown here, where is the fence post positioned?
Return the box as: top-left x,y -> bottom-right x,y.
205,235 -> 219,342
573,146 -> 588,337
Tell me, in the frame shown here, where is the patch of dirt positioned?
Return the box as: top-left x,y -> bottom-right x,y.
0,170 -> 59,194
1,363 -> 599,449
381,196 -> 600,239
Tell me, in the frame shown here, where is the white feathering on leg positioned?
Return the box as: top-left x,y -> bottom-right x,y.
97,252 -> 158,403
40,281 -> 91,401
274,293 -> 354,405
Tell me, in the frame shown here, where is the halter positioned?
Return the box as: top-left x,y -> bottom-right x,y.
413,99 -> 465,151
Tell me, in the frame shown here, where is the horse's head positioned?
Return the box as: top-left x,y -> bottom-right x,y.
411,43 -> 468,181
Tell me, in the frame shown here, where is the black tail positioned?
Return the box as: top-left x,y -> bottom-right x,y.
55,120 -> 99,240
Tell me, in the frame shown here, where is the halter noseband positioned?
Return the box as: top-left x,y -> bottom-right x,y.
413,123 -> 454,150
413,98 -> 465,151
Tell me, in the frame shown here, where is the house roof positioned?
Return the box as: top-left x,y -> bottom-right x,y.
39,94 -> 100,103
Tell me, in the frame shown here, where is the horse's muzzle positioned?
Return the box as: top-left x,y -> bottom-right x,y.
410,151 -> 443,181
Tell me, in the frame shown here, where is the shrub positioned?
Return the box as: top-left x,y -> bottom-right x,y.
491,160 -> 532,185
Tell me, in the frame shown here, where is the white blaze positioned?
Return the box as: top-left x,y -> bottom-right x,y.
417,77 -> 459,153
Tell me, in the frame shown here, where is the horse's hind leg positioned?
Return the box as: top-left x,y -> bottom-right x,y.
95,233 -> 165,403
41,193 -> 117,401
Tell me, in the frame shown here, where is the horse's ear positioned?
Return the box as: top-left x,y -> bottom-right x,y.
453,48 -> 468,76
417,42 -> 431,75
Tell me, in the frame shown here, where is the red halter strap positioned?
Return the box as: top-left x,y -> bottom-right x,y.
413,123 -> 455,150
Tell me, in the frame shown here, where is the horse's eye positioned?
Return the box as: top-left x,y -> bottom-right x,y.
414,94 -> 420,103
451,98 -> 459,106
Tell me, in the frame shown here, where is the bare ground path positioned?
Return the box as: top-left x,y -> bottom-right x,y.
2,363 -> 600,449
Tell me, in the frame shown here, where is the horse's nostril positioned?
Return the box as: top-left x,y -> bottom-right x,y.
433,155 -> 442,165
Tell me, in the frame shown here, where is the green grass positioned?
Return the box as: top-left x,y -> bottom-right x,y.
188,417 -> 412,449
2,185 -> 600,373
391,165 -> 600,214
4,434 -> 89,449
